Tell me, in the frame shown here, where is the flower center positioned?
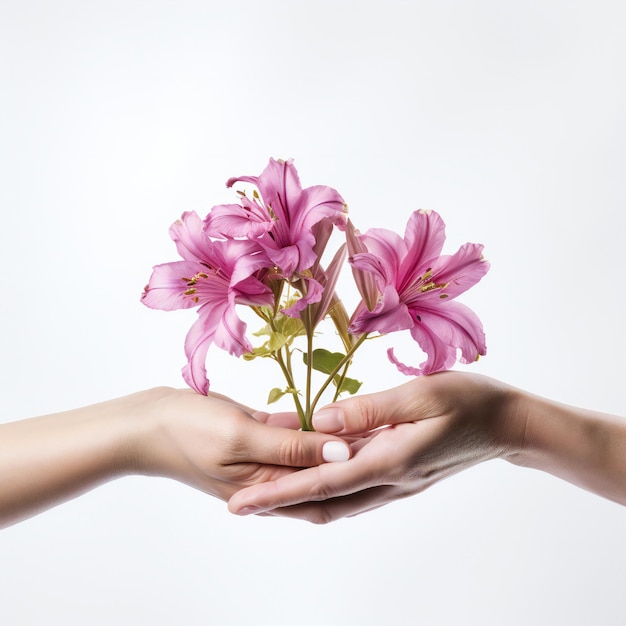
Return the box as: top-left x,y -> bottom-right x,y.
404,268 -> 450,302
180,271 -> 216,303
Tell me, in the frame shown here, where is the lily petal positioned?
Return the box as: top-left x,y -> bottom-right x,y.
182,310 -> 222,395
292,185 -> 347,234
204,201 -> 273,239
388,300 -> 487,375
398,210 -> 447,290
212,300 -> 255,356
169,211 -> 213,264
425,243 -> 490,300
141,260 -> 207,311
282,276 -> 324,318
254,158 -> 304,225
349,285 -> 413,334
358,227 -> 406,279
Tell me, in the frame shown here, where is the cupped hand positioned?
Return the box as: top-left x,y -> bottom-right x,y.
131,387 -> 351,504
228,372 -> 526,523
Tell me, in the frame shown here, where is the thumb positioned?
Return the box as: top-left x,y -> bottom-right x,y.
312,387 -> 415,434
243,419 -> 351,467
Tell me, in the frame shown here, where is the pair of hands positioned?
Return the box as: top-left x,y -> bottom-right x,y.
148,373 -> 522,523
0,372 -> 525,528
7,370 -> 619,528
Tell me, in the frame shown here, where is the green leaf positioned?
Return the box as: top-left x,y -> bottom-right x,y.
251,315 -> 305,356
303,349 -> 363,396
337,376 -> 362,395
268,332 -> 291,352
243,344 -> 275,360
252,324 -> 272,338
274,314 -> 306,338
303,348 -> 346,375
267,387 -> 300,404
267,387 -> 286,404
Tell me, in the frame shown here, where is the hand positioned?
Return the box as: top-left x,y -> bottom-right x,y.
228,372 -> 525,523
133,387 -> 351,503
0,387 -> 351,527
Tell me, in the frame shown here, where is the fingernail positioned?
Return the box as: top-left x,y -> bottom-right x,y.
236,505 -> 263,516
322,441 -> 350,463
313,408 -> 344,433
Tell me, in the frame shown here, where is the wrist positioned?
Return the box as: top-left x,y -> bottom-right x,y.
500,389 -> 567,469
114,387 -> 180,478
485,381 -> 530,462
501,389 -> 626,504
75,390 -> 160,480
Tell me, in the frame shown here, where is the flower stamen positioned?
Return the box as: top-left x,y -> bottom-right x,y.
182,271 -> 210,287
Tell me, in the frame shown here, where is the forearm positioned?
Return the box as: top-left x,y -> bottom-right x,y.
0,395 -> 140,528
505,390 -> 626,505
0,387 -> 346,528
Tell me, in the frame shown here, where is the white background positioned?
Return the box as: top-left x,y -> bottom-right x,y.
1,1 -> 626,624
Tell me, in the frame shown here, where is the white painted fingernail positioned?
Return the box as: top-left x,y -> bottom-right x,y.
322,441 -> 350,463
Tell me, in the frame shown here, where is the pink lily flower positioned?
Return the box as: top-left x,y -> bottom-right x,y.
142,211 -> 273,394
348,210 -> 490,376
204,158 -> 347,315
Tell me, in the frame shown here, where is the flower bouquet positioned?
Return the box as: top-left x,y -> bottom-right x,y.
142,158 -> 489,430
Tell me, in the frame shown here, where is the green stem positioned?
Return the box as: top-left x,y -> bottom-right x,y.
266,308 -> 306,427
304,311 -> 315,430
310,333 -> 368,416
332,360 -> 352,402
274,348 -> 306,428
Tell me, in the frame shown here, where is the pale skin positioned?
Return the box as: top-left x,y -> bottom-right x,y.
0,387 -> 350,529
228,372 -> 626,523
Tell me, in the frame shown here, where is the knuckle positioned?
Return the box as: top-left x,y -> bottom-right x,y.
346,395 -> 382,431
276,436 -> 309,467
217,413 -> 251,463
308,480 -> 339,502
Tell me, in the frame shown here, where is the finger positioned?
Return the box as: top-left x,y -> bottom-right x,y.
256,411 -> 302,429
228,452 -> 375,515
260,486 -> 400,523
312,382 -> 419,434
238,420 -> 351,468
